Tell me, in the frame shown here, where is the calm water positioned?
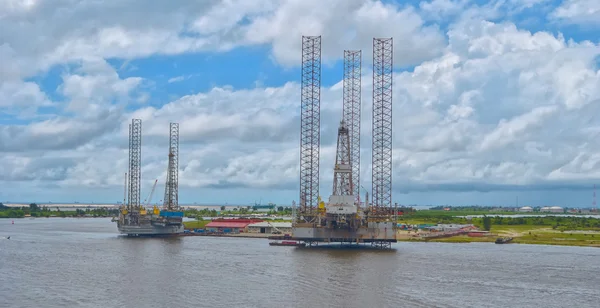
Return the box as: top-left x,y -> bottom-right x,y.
1,218 -> 599,308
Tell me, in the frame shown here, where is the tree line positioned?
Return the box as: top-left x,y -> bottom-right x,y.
0,203 -> 119,218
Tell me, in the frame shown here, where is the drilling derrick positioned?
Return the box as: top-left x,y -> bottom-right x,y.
298,35 -> 321,223
163,123 -> 179,211
343,50 -> 362,203
332,122 -> 353,196
325,120 -> 359,230
371,38 -> 393,220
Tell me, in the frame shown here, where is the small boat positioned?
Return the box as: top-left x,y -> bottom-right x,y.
269,241 -> 305,247
495,237 -> 513,244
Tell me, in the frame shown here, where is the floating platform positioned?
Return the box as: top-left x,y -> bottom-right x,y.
118,223 -> 184,236
291,221 -> 397,249
115,208 -> 185,236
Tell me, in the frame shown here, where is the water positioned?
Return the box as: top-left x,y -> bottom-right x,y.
1,218 -> 599,308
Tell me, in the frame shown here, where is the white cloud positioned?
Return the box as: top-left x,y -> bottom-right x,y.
551,0 -> 600,25
0,81 -> 52,116
59,58 -> 143,112
2,1 -> 600,204
167,76 -> 185,83
243,0 -> 446,67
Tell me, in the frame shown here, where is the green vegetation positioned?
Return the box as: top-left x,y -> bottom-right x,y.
183,220 -> 211,229
482,216 -> 492,231
183,205 -> 293,218
397,209 -> 600,247
513,230 -> 600,246
0,203 -> 118,218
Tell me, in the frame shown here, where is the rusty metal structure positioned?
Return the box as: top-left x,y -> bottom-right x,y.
343,50 -> 362,203
371,38 -> 393,216
299,35 -> 321,220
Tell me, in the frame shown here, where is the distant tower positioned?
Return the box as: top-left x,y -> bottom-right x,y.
163,123 -> 179,210
594,184 -> 597,211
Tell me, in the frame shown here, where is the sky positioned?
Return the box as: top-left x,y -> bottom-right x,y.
1,0 -> 600,207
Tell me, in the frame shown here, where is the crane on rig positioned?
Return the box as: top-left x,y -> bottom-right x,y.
143,179 -> 158,208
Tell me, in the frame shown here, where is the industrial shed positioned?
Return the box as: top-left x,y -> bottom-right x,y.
247,222 -> 292,234
204,219 -> 262,233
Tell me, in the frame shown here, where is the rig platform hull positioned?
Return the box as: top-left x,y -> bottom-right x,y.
291,221 -> 397,247
115,210 -> 185,236
117,223 -> 184,236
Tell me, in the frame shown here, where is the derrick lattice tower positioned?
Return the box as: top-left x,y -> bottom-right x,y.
163,123 -> 179,210
343,50 -> 362,203
128,119 -> 142,211
299,35 -> 321,216
332,121 -> 353,196
371,38 -> 393,212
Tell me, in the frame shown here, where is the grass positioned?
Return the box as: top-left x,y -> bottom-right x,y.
183,220 -> 211,229
400,224 -> 600,247
514,230 -> 600,247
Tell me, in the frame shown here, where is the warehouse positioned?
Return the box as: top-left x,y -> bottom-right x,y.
540,206 -> 563,213
247,222 -> 292,234
205,219 -> 262,234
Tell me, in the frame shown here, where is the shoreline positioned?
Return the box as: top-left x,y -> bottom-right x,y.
179,231 -> 600,248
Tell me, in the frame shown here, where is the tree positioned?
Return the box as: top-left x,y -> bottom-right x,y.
220,206 -> 226,211
482,216 -> 492,231
277,206 -> 284,212
29,203 -> 39,212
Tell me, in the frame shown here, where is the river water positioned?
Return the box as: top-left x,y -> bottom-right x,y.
1,218 -> 599,308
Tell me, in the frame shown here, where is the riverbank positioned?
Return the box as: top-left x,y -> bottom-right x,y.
397,227 -> 600,247
179,228 -> 600,247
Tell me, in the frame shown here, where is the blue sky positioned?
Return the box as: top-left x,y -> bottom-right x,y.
1,0 -> 600,207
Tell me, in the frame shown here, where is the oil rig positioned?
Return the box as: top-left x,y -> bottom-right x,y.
114,120 -> 185,236
291,36 -> 398,248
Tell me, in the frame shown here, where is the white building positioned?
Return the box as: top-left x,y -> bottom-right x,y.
247,222 -> 292,234
540,206 -> 563,213
518,206 -> 533,212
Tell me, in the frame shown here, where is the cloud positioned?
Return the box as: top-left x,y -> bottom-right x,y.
167,76 -> 185,83
0,80 -> 52,116
550,0 -> 600,25
242,0 -> 446,67
2,1 -> 600,205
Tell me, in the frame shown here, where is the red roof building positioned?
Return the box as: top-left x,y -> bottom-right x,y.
205,218 -> 263,233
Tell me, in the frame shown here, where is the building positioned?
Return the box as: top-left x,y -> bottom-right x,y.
519,206 -> 533,212
247,222 -> 292,234
540,206 -> 563,213
204,219 -> 263,233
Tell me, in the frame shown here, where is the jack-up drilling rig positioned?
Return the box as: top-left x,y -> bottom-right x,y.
114,120 -> 184,236
291,37 -> 398,248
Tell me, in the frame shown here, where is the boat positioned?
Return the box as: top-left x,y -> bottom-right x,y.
495,237 -> 513,244
269,240 -> 305,247
115,205 -> 184,236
